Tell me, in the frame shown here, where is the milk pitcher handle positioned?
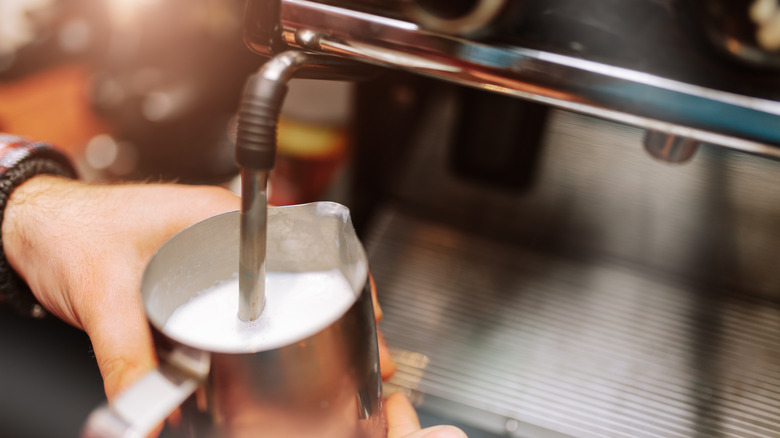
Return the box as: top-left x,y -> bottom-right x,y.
81,367 -> 198,438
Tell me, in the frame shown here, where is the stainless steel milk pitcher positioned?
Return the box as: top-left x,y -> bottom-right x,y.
82,202 -> 386,438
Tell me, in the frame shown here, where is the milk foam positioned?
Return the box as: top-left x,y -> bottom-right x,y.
164,269 -> 356,352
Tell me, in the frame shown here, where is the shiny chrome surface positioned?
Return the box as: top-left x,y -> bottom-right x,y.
643,130 -> 700,163
374,209 -> 780,437
367,107 -> 780,437
245,0 -> 780,157
84,205 -> 383,438
236,50 -> 372,321
255,49 -> 314,83
237,50 -> 317,322
239,169 -> 268,321
398,0 -> 510,36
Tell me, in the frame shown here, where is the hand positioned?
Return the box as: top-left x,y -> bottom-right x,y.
386,393 -> 467,438
2,175 -> 461,436
2,175 -> 242,399
1,175 -> 399,400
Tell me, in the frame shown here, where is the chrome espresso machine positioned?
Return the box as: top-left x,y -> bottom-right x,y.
239,0 -> 780,437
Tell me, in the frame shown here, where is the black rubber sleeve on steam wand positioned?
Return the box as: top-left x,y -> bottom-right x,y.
235,73 -> 289,171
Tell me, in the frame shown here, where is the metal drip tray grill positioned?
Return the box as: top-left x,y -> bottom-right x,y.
368,207 -> 780,437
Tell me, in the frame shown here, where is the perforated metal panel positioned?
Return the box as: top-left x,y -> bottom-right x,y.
371,208 -> 780,437
367,107 -> 780,437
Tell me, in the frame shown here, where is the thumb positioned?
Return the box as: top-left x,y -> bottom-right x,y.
386,393 -> 467,438
386,392 -> 421,438
404,426 -> 469,438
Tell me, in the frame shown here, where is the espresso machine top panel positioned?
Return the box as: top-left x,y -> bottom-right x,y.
244,0 -> 780,159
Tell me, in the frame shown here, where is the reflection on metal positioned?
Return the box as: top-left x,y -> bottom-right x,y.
366,107 -> 780,437
371,206 -> 780,438
238,168 -> 268,321
399,0 -> 509,36
383,348 -> 430,406
250,0 -> 780,158
643,131 -> 700,164
235,50 -> 370,321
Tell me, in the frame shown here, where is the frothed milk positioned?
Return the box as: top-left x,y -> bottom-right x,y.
164,269 -> 356,352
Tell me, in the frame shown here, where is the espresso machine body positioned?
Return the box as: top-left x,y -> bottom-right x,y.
241,0 -> 780,437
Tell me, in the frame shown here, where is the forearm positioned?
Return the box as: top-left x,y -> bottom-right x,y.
0,136 -> 77,317
4,175 -> 81,272
2,175 -> 94,325
2,175 -> 240,325
0,172 -> 239,398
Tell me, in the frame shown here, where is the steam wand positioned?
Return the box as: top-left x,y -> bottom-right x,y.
235,48 -> 374,321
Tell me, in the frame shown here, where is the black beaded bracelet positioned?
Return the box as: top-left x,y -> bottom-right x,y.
0,136 -> 78,318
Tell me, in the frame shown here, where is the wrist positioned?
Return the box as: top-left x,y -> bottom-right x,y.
2,175 -> 74,283
0,137 -> 77,317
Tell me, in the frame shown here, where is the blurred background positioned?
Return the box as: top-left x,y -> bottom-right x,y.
0,0 -> 351,194
1,0 -> 256,183
0,1 -> 355,436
